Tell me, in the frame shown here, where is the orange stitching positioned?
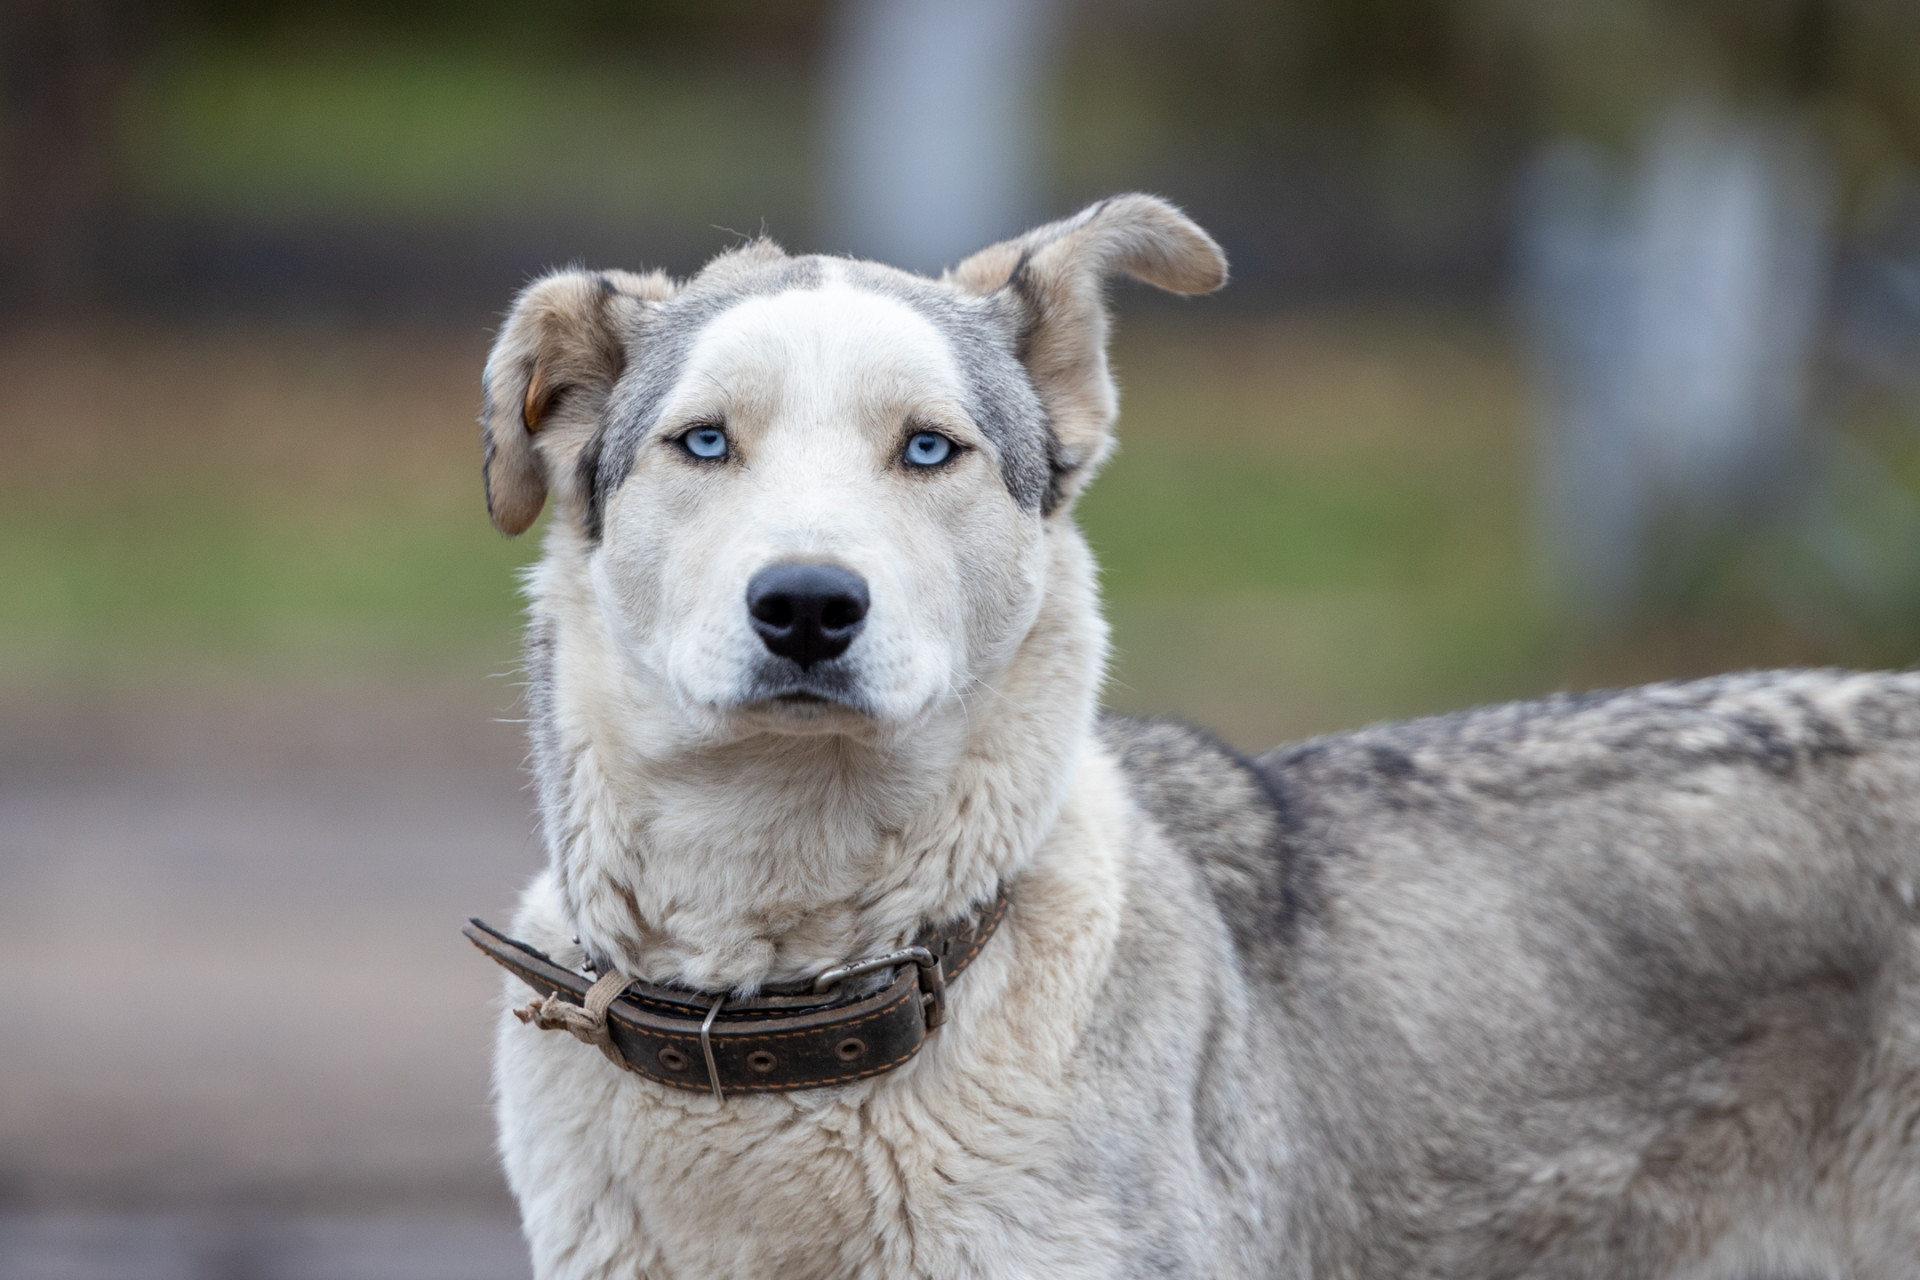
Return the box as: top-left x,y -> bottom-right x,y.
606,986 -> 917,1043
508,966 -> 918,1044
624,1041 -> 927,1093
501,975 -> 908,1042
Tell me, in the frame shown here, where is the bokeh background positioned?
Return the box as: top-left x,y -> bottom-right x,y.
4,0 -> 1920,1274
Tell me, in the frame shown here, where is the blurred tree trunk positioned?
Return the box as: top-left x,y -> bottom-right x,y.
1519,106 -> 1830,619
824,0 -> 1058,274
0,0 -> 149,313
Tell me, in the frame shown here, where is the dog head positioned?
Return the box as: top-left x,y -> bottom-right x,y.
481,195 -> 1225,739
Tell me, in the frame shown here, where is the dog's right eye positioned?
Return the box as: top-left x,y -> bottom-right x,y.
678,426 -> 729,460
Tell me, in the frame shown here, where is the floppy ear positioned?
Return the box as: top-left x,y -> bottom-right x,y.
481,267 -> 674,535
946,194 -> 1226,509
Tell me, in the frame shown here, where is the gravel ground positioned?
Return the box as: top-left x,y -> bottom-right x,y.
0,677 -> 544,1276
0,1213 -> 530,1280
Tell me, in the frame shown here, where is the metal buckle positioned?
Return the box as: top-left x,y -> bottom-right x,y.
811,945 -> 947,1030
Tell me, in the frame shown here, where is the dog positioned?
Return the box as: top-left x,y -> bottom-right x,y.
473,194 -> 1920,1278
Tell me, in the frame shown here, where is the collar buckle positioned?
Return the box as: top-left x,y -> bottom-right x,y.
811,945 -> 948,1029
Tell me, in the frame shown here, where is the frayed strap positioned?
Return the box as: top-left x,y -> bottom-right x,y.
514,968 -> 633,1071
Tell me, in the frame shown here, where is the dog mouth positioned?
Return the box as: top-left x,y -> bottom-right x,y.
739,664 -> 872,718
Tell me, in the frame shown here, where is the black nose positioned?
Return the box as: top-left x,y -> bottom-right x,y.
746,563 -> 870,670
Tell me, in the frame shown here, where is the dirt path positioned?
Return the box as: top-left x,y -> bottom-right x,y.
0,676 -> 546,1275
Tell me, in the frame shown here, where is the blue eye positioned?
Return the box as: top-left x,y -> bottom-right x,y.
904,432 -> 954,468
681,426 -> 728,460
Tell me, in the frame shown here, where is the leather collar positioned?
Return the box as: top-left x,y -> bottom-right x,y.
464,887 -> 1010,1098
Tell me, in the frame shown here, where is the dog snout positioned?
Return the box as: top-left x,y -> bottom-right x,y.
746,564 -> 870,670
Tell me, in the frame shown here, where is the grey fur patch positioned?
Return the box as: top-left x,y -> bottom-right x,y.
1102,717 -> 1308,982
1252,669 -> 1915,1038
1254,670 -> 1885,811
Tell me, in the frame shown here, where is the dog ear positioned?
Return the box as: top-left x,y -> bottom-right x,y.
946,194 -> 1226,509
481,268 -> 674,535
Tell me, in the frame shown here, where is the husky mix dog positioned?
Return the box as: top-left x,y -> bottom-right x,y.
473,195 -> 1920,1278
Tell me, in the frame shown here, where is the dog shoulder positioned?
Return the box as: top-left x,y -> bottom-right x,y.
1099,716 -> 1307,978
1247,669 -> 1920,1011
1101,717 -> 1283,849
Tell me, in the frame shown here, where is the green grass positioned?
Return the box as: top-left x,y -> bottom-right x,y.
1080,310 -> 1560,744
1,312 -> 1908,747
120,41 -> 814,229
0,325 -> 538,684
0,476 -> 536,681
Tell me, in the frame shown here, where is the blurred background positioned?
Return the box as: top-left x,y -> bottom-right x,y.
4,0 -> 1920,1274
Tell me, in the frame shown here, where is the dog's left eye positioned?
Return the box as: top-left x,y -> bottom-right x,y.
903,432 -> 954,468
679,426 -> 728,460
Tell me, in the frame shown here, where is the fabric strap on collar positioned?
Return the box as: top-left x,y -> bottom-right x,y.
463,887 -> 1010,1097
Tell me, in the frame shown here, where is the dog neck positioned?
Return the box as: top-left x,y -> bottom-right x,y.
522,523 -> 1106,993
